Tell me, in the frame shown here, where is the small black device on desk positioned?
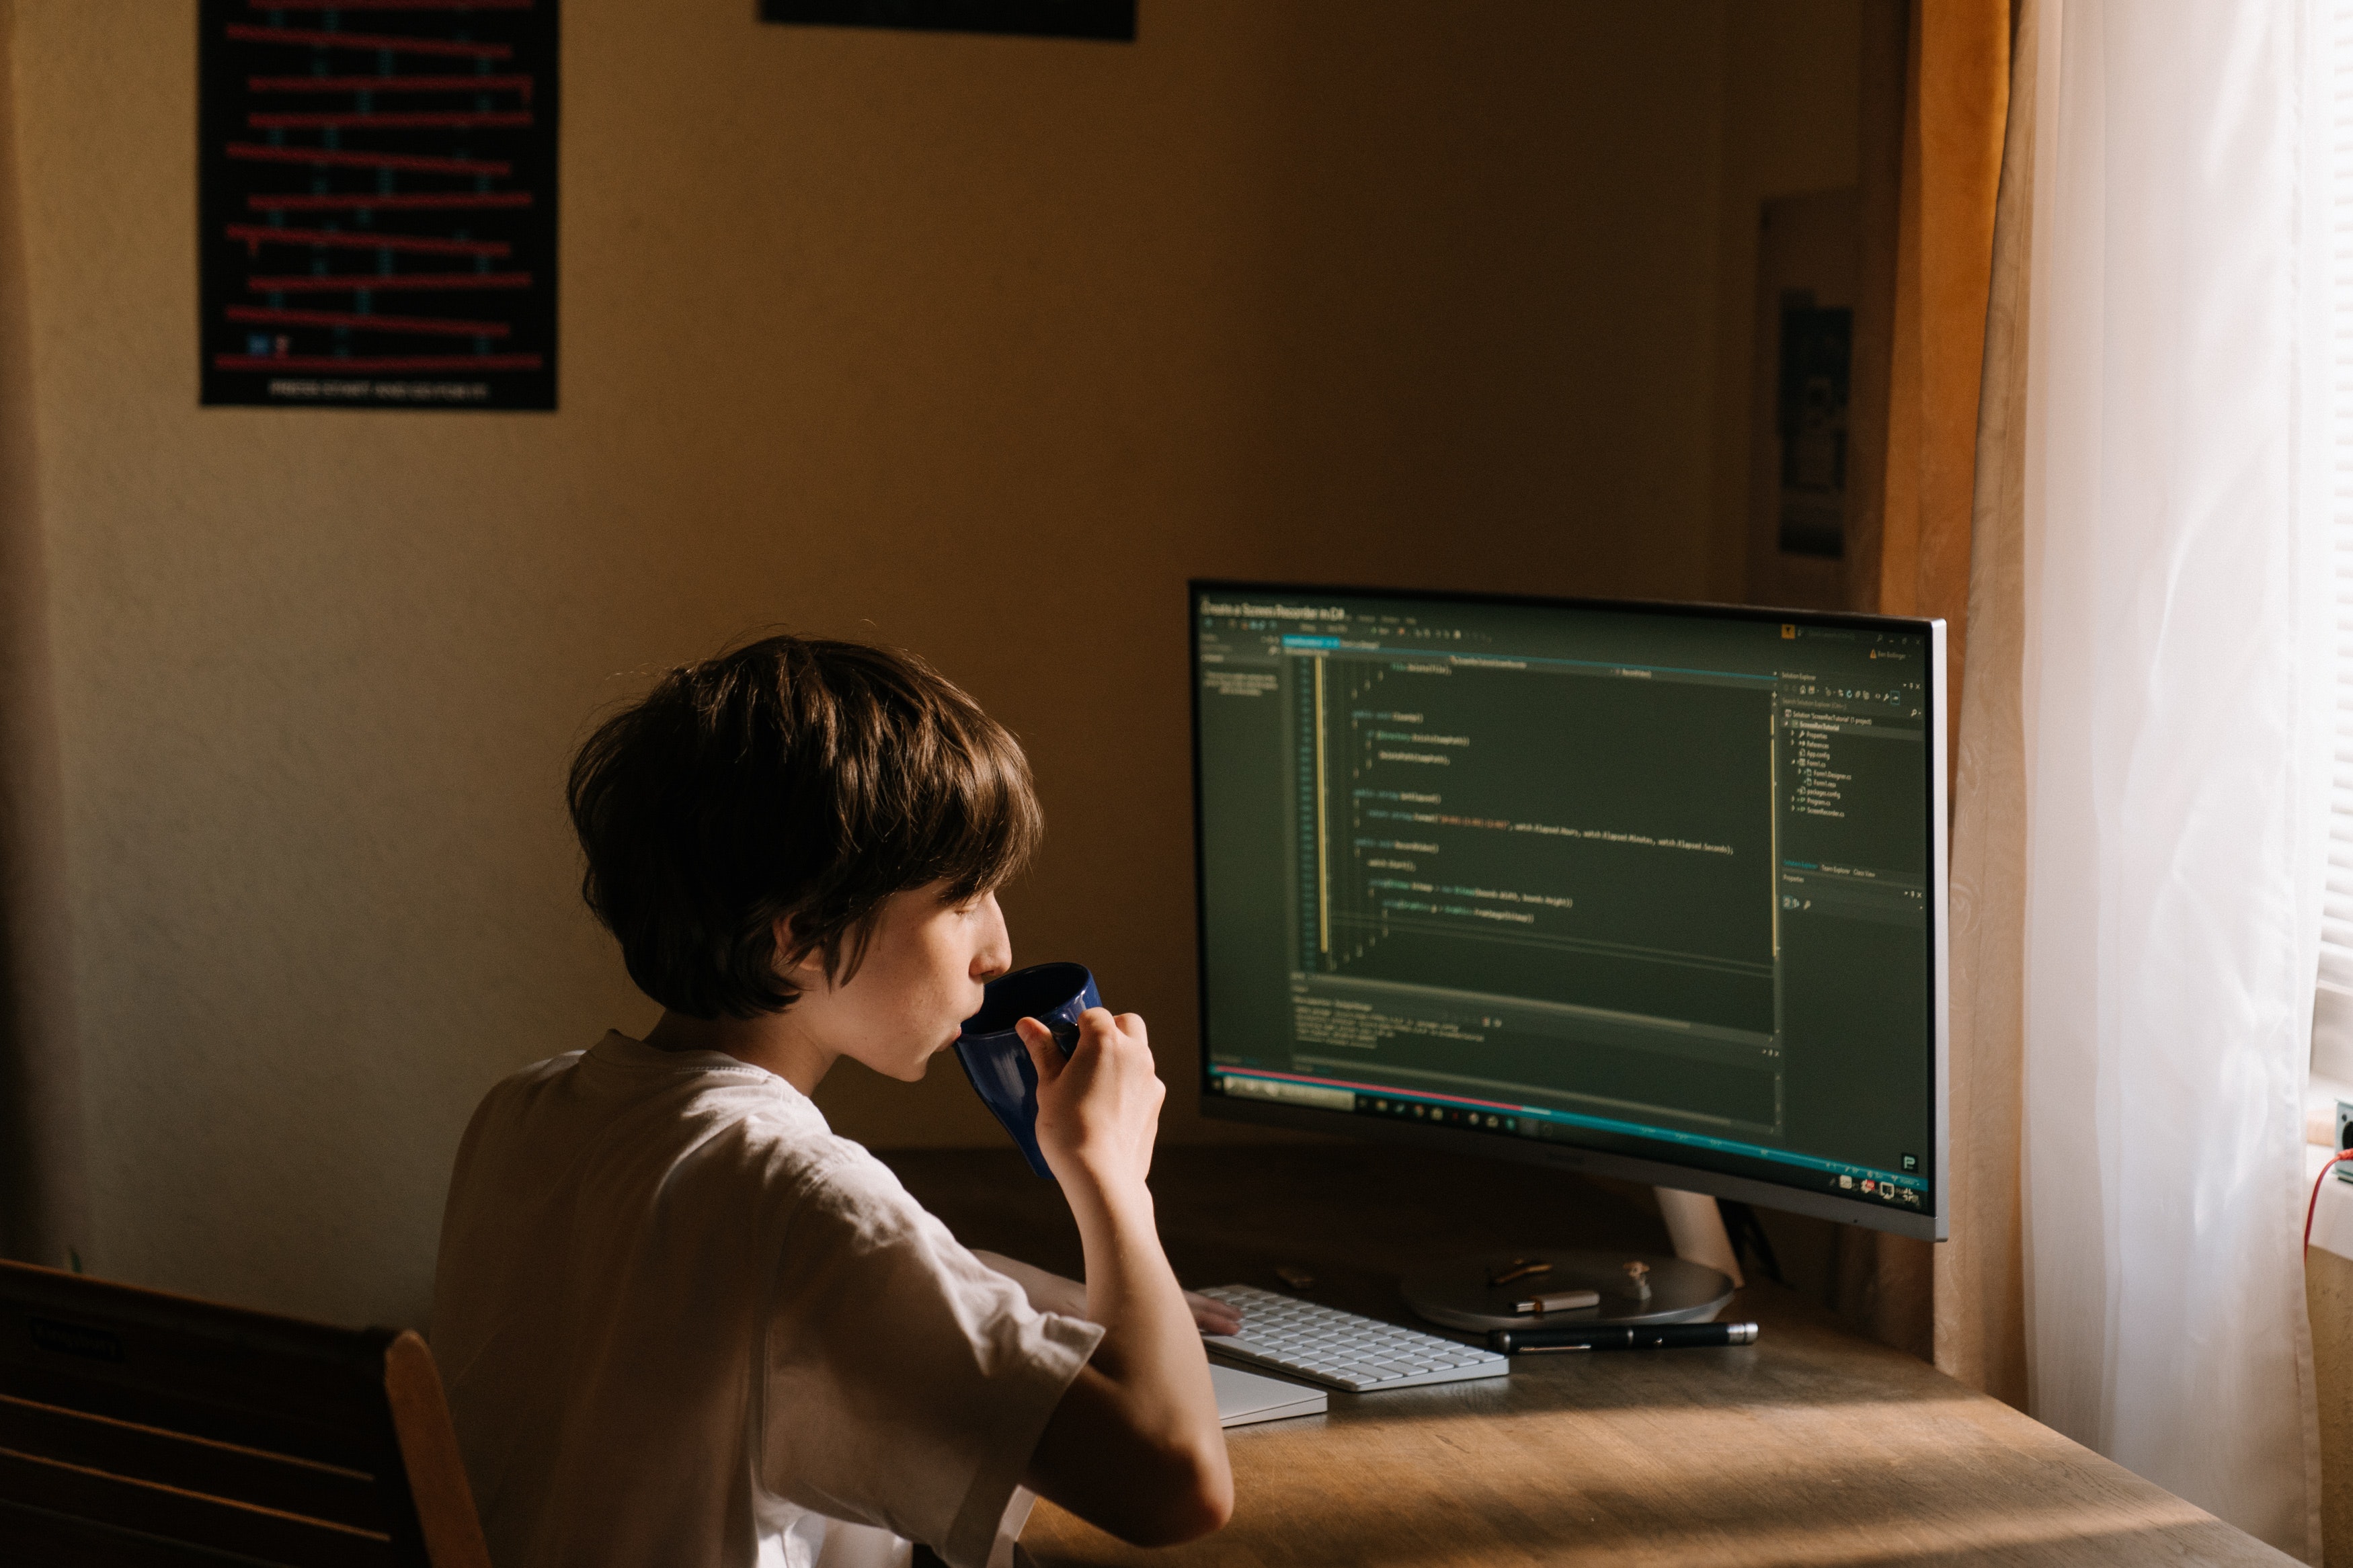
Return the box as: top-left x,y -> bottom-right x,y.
1490,1321 -> 1761,1354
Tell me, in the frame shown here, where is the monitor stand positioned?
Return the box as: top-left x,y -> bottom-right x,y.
1402,1249 -> 1734,1331
1402,1188 -> 1743,1331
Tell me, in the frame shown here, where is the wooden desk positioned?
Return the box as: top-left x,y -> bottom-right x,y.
882,1145 -> 2292,1567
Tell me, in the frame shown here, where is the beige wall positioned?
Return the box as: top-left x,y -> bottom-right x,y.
13,1 -> 1816,1328
1704,0 -> 1869,601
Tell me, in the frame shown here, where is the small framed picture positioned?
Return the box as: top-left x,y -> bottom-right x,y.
760,1 -> 1135,42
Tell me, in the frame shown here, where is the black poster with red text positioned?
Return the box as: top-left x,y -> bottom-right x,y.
761,1 -> 1133,41
199,1 -> 559,411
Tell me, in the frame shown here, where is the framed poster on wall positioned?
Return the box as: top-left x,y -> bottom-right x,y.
760,1 -> 1135,42
198,0 -> 559,411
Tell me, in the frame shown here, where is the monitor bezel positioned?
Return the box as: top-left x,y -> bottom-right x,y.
1188,579 -> 1950,1243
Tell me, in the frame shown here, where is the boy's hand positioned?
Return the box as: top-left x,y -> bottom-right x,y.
1185,1289 -> 1243,1337
1018,1008 -> 1163,1196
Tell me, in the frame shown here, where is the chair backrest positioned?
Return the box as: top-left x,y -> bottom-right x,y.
0,1257 -> 491,1567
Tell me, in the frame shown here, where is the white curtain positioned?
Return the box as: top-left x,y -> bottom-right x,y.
2014,0 -> 2330,1554
2309,7 -> 2353,1097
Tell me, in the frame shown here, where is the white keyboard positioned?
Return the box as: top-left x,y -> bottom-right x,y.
1198,1284 -> 1509,1393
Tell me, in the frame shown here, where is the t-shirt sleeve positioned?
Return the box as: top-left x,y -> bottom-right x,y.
754,1146 -> 1104,1568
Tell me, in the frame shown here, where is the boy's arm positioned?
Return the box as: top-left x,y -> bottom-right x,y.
969,1250 -> 1242,1337
1013,1012 -> 1234,1548
969,1251 -> 1086,1317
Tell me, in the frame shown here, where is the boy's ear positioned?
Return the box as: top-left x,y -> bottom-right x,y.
772,914 -> 828,988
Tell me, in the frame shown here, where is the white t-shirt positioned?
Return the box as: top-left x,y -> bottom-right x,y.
431,1032 -> 1103,1568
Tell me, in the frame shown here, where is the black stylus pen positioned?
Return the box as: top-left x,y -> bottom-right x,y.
1488,1321 -> 1761,1354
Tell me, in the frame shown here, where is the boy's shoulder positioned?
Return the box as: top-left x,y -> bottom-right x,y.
481,1030 -> 803,1116
460,1030 -> 906,1215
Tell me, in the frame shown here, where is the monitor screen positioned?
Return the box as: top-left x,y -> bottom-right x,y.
1191,582 -> 1947,1240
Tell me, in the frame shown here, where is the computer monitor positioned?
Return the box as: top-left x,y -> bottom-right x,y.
1191,581 -> 1948,1243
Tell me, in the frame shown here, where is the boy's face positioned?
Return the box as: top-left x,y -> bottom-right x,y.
785,882 -> 1012,1081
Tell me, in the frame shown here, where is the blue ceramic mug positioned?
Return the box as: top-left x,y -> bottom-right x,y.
953,962 -> 1099,1180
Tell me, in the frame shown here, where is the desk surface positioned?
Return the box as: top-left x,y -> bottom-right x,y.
883,1144 -> 2291,1568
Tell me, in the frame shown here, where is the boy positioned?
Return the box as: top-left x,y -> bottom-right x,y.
432,635 -> 1234,1568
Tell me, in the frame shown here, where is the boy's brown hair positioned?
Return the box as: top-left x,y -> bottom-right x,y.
566,634 -> 1041,1019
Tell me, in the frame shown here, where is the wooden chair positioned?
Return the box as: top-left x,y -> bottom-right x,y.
0,1257 -> 490,1567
